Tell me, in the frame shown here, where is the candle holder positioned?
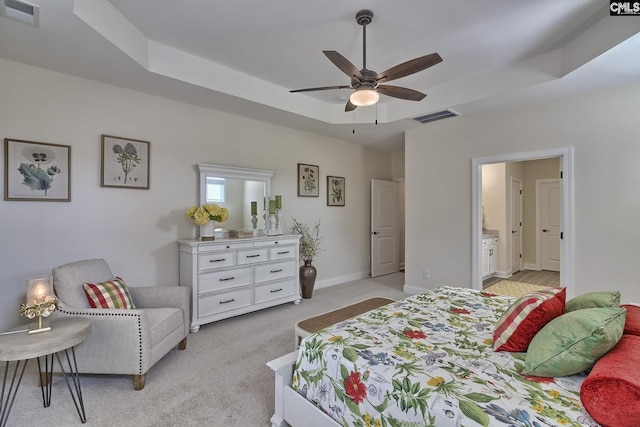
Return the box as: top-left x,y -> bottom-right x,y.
251,213 -> 258,229
275,208 -> 283,235
267,214 -> 278,236
19,277 -> 58,334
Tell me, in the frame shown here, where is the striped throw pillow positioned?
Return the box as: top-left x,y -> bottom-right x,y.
493,287 -> 565,352
83,277 -> 136,309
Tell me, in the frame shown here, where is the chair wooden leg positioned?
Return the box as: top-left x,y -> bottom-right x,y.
134,374 -> 146,390
178,337 -> 187,350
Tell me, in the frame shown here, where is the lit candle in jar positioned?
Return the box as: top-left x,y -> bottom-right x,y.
26,277 -> 51,306
35,285 -> 46,303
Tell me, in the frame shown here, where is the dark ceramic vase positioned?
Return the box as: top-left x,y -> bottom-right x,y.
300,260 -> 317,299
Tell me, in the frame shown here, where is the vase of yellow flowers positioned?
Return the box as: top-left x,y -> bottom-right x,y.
186,204 -> 229,241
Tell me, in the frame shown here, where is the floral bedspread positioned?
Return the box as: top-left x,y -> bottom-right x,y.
293,286 -> 600,427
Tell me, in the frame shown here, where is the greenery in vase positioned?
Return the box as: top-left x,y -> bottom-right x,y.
291,218 -> 323,262
185,204 -> 230,225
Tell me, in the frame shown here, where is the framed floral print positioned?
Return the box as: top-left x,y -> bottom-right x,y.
101,135 -> 150,189
297,163 -> 319,197
327,176 -> 345,206
4,138 -> 71,201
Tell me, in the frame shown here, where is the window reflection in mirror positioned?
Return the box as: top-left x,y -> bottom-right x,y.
206,177 -> 226,203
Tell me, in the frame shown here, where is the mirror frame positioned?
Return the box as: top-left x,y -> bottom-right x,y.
198,163 -> 274,230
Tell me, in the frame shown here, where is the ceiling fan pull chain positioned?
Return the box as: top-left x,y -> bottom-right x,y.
352,111 -> 355,134
375,103 -> 378,125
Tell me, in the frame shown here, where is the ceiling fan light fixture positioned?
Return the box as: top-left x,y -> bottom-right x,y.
349,88 -> 379,107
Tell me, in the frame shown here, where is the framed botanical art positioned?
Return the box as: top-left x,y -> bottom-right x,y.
297,163 -> 319,197
4,138 -> 71,201
101,135 -> 150,189
327,176 -> 345,206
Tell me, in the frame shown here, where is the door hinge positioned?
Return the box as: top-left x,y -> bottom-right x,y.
560,171 -> 563,179
520,254 -> 522,258
520,189 -> 522,195
560,232 -> 563,239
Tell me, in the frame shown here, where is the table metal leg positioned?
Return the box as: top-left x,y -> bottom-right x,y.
36,354 -> 54,407
0,360 -> 28,427
55,347 -> 86,423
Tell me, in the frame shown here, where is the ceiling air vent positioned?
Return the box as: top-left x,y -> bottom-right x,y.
413,109 -> 458,124
1,0 -> 39,27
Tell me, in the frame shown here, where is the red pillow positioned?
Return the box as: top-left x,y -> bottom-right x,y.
493,287 -> 566,352
621,304 -> 640,336
581,334 -> 640,427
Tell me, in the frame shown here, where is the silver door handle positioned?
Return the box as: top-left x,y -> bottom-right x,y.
372,231 -> 379,235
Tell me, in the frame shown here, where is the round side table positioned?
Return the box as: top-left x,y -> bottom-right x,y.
0,317 -> 91,427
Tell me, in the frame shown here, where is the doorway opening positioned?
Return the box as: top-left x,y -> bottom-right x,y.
471,147 -> 574,295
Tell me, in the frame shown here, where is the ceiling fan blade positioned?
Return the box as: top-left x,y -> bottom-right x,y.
345,99 -> 357,112
323,51 -> 364,82
376,52 -> 442,84
290,85 -> 351,93
377,85 -> 426,101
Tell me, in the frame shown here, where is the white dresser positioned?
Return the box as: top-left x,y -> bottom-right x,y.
179,235 -> 301,332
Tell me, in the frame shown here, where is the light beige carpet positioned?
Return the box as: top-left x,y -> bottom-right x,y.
6,273 -> 408,427
484,280 -> 552,298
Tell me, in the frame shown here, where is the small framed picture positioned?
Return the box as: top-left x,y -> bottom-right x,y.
327,176 -> 345,206
4,138 -> 71,201
101,135 -> 150,189
297,163 -> 319,197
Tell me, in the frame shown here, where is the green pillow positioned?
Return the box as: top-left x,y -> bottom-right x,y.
522,307 -> 626,377
565,291 -> 621,312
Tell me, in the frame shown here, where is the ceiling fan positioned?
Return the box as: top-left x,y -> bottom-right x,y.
290,9 -> 442,112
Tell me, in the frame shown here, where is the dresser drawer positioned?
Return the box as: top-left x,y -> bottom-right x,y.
254,260 -> 296,283
199,267 -> 251,293
198,288 -> 252,317
253,237 -> 299,247
269,245 -> 296,261
198,251 -> 236,271
237,248 -> 269,265
254,279 -> 297,304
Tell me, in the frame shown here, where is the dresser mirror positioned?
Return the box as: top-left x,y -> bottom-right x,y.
198,163 -> 273,231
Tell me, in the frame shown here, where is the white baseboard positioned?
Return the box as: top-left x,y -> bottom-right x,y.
403,284 -> 429,295
494,270 -> 510,279
313,271 -> 370,290
523,263 -> 538,271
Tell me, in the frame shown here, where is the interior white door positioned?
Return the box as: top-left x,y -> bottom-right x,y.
371,179 -> 399,277
538,179 -> 561,271
510,177 -> 523,273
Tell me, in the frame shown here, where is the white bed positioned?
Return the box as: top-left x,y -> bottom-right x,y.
268,286 -> 600,427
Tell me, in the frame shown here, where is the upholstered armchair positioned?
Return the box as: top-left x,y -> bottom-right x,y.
50,259 -> 190,390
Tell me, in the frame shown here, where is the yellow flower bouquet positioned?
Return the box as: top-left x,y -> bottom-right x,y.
185,204 -> 229,225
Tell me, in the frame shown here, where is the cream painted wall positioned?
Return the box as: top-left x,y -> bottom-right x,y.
405,81 -> 640,303
0,58 -> 392,331
391,150 -> 406,269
